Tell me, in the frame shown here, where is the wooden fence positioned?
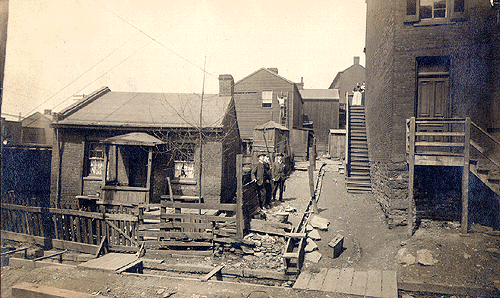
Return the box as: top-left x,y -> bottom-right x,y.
1,154 -> 287,253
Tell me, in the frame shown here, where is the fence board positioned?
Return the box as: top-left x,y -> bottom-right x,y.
161,202 -> 237,212
161,214 -> 237,222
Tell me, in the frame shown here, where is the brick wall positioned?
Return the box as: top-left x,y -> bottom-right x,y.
365,0 -> 499,225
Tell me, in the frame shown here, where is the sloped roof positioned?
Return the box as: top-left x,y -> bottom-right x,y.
102,132 -> 164,146
254,120 -> 289,131
299,89 -> 340,100
234,68 -> 296,87
56,87 -> 232,129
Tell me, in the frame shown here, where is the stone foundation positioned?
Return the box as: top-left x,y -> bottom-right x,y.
370,161 -> 409,227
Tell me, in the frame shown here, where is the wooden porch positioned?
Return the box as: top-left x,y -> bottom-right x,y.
406,117 -> 500,235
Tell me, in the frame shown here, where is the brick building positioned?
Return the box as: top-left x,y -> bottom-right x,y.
50,86 -> 240,208
365,0 -> 500,227
223,68 -> 308,158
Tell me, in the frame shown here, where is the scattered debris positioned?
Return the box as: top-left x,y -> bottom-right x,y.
396,248 -> 416,265
305,251 -> 322,263
417,249 -> 438,266
463,252 -> 471,259
309,215 -> 329,230
305,238 -> 318,253
307,229 -> 321,240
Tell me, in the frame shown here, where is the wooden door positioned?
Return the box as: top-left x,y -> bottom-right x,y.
416,77 -> 450,145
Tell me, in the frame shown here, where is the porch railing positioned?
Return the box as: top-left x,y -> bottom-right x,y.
406,117 -> 500,234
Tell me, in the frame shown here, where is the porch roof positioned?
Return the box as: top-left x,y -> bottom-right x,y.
254,120 -> 289,131
101,132 -> 164,146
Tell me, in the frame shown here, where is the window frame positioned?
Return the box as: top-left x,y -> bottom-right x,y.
86,141 -> 105,178
172,142 -> 196,180
262,90 -> 273,108
405,0 -> 467,24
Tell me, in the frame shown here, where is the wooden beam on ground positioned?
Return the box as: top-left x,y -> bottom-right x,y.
52,239 -> 100,255
95,236 -> 108,258
249,219 -> 292,236
33,250 -> 67,262
200,265 -> 224,282
1,247 -> 28,258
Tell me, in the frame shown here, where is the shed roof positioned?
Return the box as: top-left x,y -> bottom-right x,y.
102,132 -> 164,146
299,89 -> 339,100
254,120 -> 289,131
56,87 -> 231,129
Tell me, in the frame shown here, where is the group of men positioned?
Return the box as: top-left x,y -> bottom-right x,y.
251,152 -> 286,209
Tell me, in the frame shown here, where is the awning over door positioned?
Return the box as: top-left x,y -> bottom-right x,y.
101,132 -> 164,146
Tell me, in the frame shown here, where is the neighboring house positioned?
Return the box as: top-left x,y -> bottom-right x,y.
20,110 -> 54,146
50,86 -> 240,208
329,56 -> 366,129
1,111 -> 53,204
299,89 -> 340,155
365,0 -> 500,229
225,68 -> 307,158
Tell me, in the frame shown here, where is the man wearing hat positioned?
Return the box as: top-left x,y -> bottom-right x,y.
271,153 -> 286,202
251,153 -> 268,209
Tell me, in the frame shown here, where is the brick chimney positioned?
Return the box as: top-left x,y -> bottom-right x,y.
296,77 -> 304,90
44,109 -> 52,116
267,68 -> 278,74
218,74 -> 234,97
354,56 -> 360,65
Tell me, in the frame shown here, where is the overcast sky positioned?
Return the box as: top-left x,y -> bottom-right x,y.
2,0 -> 366,120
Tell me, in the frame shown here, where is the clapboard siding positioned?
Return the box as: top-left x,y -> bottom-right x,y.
303,99 -> 339,154
234,68 -> 303,140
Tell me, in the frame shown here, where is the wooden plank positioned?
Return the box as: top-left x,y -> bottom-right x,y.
12,282 -> 97,298
307,268 -> 328,290
1,247 -> 28,257
350,270 -> 368,296
293,270 -> 313,289
161,201 -> 237,212
75,216 -> 82,243
415,141 -> 464,147
33,250 -> 67,262
236,154 -> 244,239
336,268 -> 354,294
0,203 -> 42,213
105,213 -> 138,222
462,117 -> 470,233
161,214 -> 236,222
1,231 -> 50,247
200,265 -> 225,282
138,222 -> 211,230
365,270 -> 382,298
138,231 -> 213,239
249,219 -> 292,235
320,268 -> 341,292
415,131 -> 465,136
78,253 -> 137,272
381,270 -> 398,298
49,208 -> 104,219
408,117 -> 416,236
116,259 -> 143,274
141,240 -> 212,247
52,239 -> 99,255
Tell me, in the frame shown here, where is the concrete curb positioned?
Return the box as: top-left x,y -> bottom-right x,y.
399,281 -> 500,297
12,282 -> 102,298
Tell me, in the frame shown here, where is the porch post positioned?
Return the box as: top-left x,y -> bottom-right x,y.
408,117 -> 416,237
146,148 -> 153,206
461,117 -> 471,233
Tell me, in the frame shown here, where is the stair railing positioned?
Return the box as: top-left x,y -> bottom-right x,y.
345,91 -> 350,177
470,121 -> 500,170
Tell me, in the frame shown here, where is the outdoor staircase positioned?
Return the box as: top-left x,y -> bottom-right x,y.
470,157 -> 500,196
346,105 -> 372,193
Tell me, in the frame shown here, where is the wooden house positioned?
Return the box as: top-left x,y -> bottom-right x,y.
230,68 -> 307,158
300,89 -> 340,155
252,120 -> 290,158
50,86 -> 240,208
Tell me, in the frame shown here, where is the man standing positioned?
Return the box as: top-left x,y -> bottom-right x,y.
251,153 -> 267,209
272,153 -> 286,202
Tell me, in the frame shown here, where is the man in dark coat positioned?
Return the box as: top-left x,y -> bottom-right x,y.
271,153 -> 286,202
251,153 -> 267,209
